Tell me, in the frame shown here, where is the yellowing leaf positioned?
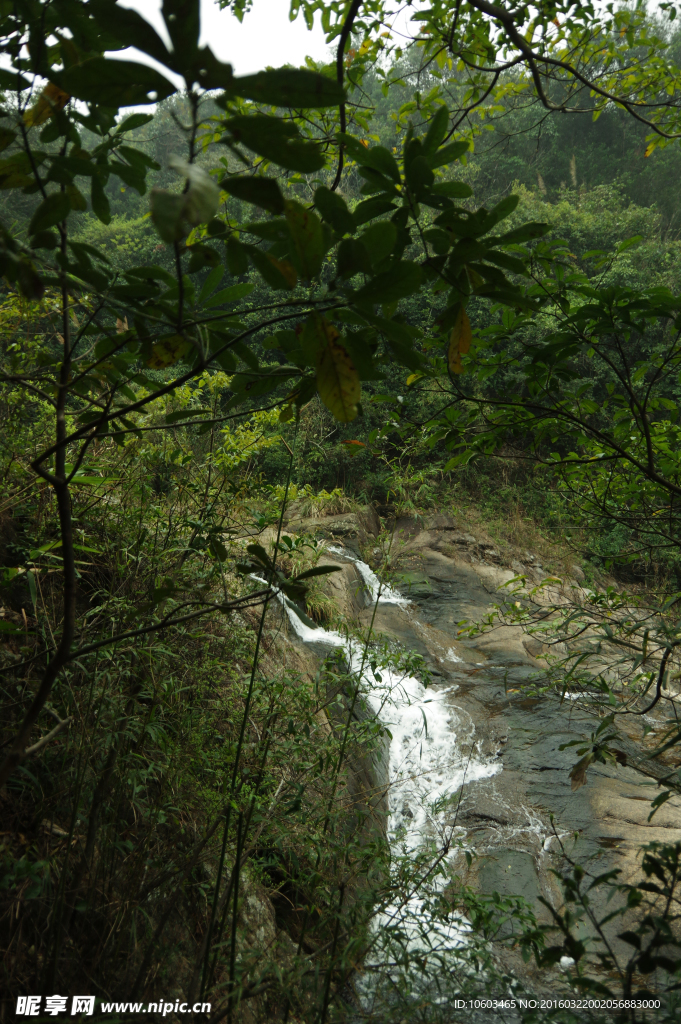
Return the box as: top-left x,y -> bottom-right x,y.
644,142 -> 655,158
301,313 -> 338,363
24,83 -> 70,127
266,254 -> 297,288
447,306 -> 472,375
569,753 -> 594,791
466,265 -> 485,292
406,373 -> 422,386
147,334 -> 191,369
316,335 -> 361,422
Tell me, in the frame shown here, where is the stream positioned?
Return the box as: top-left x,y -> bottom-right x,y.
269,510 -> 681,1010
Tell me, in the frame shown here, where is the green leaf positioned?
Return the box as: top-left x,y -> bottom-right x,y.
405,155 -> 434,194
150,190 -> 186,242
26,570 -> 37,611
337,237 -> 371,278
423,227 -> 451,255
352,262 -> 423,306
203,282 -> 254,307
199,264 -> 224,303
316,329 -> 361,422
486,195 -> 520,229
187,242 -> 219,273
115,112 -> 154,134
31,231 -> 58,250
165,408 -> 210,424
341,331 -> 381,380
91,0 -> 172,66
243,218 -> 289,243
91,176 -> 111,225
285,200 -> 324,280
362,312 -> 423,371
485,251 -> 528,276
359,145 -> 401,183
337,135 -> 400,185
431,181 -> 473,199
29,192 -> 71,235
0,127 -> 17,152
61,59 -> 176,108
15,259 -> 44,301
188,47 -> 234,90
353,197 -> 397,226
247,247 -> 297,290
221,176 -> 284,214
0,68 -> 30,91
168,158 -> 219,225
314,186 -> 354,236
300,313 -> 332,364
225,68 -> 344,108
422,105 -> 449,160
0,152 -> 35,190
359,166 -> 397,196
430,140 -> 469,169
360,221 -> 397,266
226,237 -> 249,276
494,222 -> 550,245
162,0 -> 200,57
295,565 -> 342,581
617,235 -> 642,254
224,116 -> 324,173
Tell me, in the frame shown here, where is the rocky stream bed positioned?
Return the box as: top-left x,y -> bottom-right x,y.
262,506 -> 681,1006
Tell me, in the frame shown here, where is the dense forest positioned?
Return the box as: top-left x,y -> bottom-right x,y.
2,2 -> 681,1023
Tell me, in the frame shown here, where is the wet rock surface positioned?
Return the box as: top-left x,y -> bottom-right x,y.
367,518 -> 681,979
278,512 -> 681,982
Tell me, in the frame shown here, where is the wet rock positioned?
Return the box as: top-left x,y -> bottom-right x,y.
369,546 -> 384,566
282,512 -> 681,998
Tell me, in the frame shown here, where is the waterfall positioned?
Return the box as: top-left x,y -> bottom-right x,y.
276,547 -> 501,866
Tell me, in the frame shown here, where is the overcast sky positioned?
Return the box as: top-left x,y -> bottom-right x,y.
118,0 -> 333,80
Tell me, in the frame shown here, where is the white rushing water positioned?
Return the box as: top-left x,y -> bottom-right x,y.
327,545 -> 411,609
273,548 -> 503,970
276,549 -> 501,856
267,544 -> 508,999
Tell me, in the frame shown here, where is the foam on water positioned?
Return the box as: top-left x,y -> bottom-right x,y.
327,545 -> 411,608
262,547 -> 503,966
273,552 -> 500,854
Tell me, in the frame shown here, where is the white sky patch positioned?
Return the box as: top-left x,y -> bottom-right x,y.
115,0 -> 332,80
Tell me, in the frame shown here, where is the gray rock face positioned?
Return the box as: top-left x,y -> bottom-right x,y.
374,521 -> 681,981
287,508 -> 380,555
284,513 -> 681,996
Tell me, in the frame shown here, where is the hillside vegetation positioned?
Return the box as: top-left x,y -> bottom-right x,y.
2,2 -> 681,1022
